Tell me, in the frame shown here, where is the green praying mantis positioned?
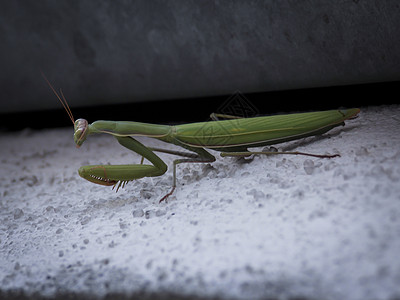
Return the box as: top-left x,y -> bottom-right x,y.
43,75 -> 360,202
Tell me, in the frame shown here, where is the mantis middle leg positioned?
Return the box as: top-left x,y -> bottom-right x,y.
154,145 -> 216,202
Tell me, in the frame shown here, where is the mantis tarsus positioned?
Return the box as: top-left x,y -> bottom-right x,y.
43,75 -> 360,202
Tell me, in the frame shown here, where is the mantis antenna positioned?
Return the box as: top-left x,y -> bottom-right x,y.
41,72 -> 75,125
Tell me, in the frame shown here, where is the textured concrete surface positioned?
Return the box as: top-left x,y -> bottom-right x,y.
1,1 -> 400,113
1,106 -> 400,300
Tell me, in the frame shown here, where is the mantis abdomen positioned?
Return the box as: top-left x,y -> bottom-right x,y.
172,109 -> 360,150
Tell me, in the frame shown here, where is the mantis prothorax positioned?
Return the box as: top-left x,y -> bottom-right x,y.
43,75 -> 360,202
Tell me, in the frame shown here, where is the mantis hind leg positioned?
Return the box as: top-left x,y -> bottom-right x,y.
220,149 -> 340,159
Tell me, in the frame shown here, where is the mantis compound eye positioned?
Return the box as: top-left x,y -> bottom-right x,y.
74,118 -> 89,147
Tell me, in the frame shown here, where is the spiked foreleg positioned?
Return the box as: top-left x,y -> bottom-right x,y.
78,136 -> 167,190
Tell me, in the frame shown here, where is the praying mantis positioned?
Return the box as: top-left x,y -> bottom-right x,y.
43,75 -> 360,202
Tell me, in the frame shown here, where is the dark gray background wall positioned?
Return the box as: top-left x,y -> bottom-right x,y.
1,0 -> 400,114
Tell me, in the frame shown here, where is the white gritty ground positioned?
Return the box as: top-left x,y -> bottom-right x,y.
0,105 -> 400,300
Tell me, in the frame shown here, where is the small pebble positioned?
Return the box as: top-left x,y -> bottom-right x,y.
80,216 -> 91,225
155,210 -> 166,217
13,208 -> 24,220
119,222 -> 128,229
45,206 -> 56,213
132,209 -> 144,218
145,210 -> 156,219
303,159 -> 315,175
14,262 -> 20,270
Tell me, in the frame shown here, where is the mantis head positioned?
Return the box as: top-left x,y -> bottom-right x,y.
42,72 -> 89,147
74,118 -> 89,147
